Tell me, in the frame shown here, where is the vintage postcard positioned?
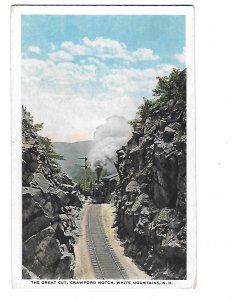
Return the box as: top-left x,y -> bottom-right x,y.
11,4 -> 195,288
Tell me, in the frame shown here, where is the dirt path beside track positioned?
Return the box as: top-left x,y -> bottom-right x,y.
74,203 -> 150,279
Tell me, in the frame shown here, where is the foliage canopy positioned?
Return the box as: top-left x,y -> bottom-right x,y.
129,68 -> 186,127
32,122 -> 65,173
153,68 -> 186,103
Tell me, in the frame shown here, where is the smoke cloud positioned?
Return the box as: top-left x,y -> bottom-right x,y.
89,115 -> 132,172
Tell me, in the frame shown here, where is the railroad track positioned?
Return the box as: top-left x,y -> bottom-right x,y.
86,204 -> 128,279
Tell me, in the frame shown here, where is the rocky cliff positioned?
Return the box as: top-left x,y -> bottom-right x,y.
22,107 -> 83,279
114,69 -> 186,280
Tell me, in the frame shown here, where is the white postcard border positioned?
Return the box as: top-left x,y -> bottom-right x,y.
11,4 -> 195,289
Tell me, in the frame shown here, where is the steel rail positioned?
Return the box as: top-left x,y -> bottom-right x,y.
87,205 -> 105,279
97,209 -> 127,279
86,204 -> 127,279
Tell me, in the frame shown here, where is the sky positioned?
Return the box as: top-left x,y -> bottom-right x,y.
21,15 -> 185,142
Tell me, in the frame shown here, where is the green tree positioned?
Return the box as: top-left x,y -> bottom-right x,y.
39,136 -> 65,161
79,168 -> 96,192
32,121 -> 65,173
137,97 -> 154,124
32,122 -> 44,132
153,68 -> 186,104
128,68 -> 186,127
79,167 -> 108,192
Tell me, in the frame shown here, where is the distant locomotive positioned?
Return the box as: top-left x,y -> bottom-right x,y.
91,174 -> 118,203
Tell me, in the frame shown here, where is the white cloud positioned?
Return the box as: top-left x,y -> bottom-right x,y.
61,41 -> 90,56
100,64 -> 176,95
23,56 -> 165,102
21,58 -> 48,85
22,86 -> 137,143
100,68 -> 154,94
174,47 -> 185,63
22,58 -> 96,93
84,57 -> 106,67
22,57 -> 176,142
48,50 -> 73,62
132,48 -> 159,61
21,58 -> 138,142
83,36 -> 126,53
22,37 -> 176,143
28,46 -> 41,55
97,51 -> 130,61
60,37 -> 159,63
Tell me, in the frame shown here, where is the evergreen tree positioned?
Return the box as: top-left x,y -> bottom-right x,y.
32,122 -> 65,173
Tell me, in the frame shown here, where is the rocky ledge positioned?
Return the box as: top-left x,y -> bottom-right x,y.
22,107 -> 83,279
114,69 -> 186,280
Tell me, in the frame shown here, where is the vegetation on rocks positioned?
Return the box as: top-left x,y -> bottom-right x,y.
130,69 -> 186,126
22,107 -> 83,279
35,124 -> 65,174
114,68 -> 187,280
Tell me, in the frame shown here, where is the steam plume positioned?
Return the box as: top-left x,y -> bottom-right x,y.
89,116 -> 132,172
96,165 -> 103,181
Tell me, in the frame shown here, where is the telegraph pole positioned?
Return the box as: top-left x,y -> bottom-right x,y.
79,157 -> 88,200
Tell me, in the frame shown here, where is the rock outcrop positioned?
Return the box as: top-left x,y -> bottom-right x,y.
22,107 -> 83,279
114,69 -> 186,279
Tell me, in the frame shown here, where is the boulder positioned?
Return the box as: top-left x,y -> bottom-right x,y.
22,194 -> 45,225
132,193 -> 148,212
40,189 -> 71,216
30,173 -> 53,192
22,187 -> 45,206
23,227 -> 62,278
160,229 -> 186,260
54,190 -> 70,207
22,266 -> 39,279
23,215 -> 51,241
42,199 -> 59,216
60,173 -> 74,185
68,191 -> 82,207
60,184 -> 74,193
54,253 -> 75,279
126,180 -> 140,193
